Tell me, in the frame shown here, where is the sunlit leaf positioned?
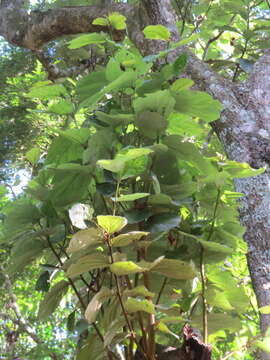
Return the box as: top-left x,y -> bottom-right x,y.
97,215 -> 128,234
125,298 -> 156,314
143,25 -> 171,41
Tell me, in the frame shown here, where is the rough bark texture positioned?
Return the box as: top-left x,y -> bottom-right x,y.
1,0 -> 270,359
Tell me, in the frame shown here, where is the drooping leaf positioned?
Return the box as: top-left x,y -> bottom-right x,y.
111,231 -> 149,247
125,285 -> 155,298
67,227 -> 103,254
67,254 -> 109,277
152,258 -> 196,280
38,280 -> 69,320
85,287 -> 113,323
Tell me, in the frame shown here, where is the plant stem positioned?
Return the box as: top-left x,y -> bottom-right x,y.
156,277 -> 168,305
200,246 -> 208,344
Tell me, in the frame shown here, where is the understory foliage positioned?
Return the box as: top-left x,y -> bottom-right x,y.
1,7 -> 270,360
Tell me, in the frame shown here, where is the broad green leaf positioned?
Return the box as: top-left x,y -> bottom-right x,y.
133,90 -> 175,118
105,58 -> 123,82
125,298 -> 156,314
108,12 -> 127,30
171,79 -> 194,92
27,84 -> 68,99
92,17 -> 108,26
115,193 -> 150,202
8,237 -> 46,275
172,34 -> 199,47
221,160 -> 265,178
135,111 -> 168,139
45,134 -> 84,165
104,318 -> 126,347
97,158 -> 126,173
111,231 -> 149,247
206,287 -> 233,310
174,90 -> 222,122
68,33 -> 106,49
125,285 -> 155,298
67,254 -> 109,277
38,280 -> 69,320
152,258 -> 195,280
259,305 -> 270,314
77,71 -> 107,102
85,288 -> 113,323
96,111 -> 134,127
173,53 -> 188,74
110,261 -> 146,275
49,100 -> 73,114
80,71 -> 137,109
97,215 -> 127,234
26,147 -> 40,165
191,313 -> 242,335
143,25 -> 171,41
67,227 -> 103,253
198,238 -> 233,254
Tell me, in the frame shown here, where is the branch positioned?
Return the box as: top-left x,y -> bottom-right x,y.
0,3 -> 133,50
0,264 -> 43,345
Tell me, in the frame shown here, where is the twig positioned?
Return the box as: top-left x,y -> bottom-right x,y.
156,277 -> 168,305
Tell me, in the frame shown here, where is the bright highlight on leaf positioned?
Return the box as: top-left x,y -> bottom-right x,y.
125,298 -> 156,314
110,261 -> 146,275
68,33 -> 106,49
97,215 -> 127,234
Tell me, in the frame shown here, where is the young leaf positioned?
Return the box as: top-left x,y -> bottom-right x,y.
92,17 -> 108,26
111,231 -> 149,247
68,33 -> 106,49
110,261 -> 146,275
125,298 -> 156,314
108,12 -> 127,30
97,215 -> 128,234
143,25 -> 171,41
259,305 -> 270,314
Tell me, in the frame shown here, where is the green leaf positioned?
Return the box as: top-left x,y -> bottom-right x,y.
26,84 -> 68,99
173,53 -> 188,74
174,90 -> 222,122
26,147 -> 40,165
147,213 -> 180,233
97,215 -> 128,234
85,287 -> 113,323
115,193 -> 150,202
135,111 -> 168,139
133,90 -> 175,118
152,258 -> 196,280
68,33 -> 106,49
143,25 -> 171,41
108,12 -> 127,30
67,227 -> 103,254
259,305 -> 270,314
222,160 -> 265,178
38,280 -> 69,320
67,254 -> 109,277
105,58 -> 123,82
49,100 -> 73,114
171,78 -> 194,92
110,261 -> 146,275
92,17 -> 108,26
111,231 -> 149,247
125,285 -> 155,298
125,298 -> 156,314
